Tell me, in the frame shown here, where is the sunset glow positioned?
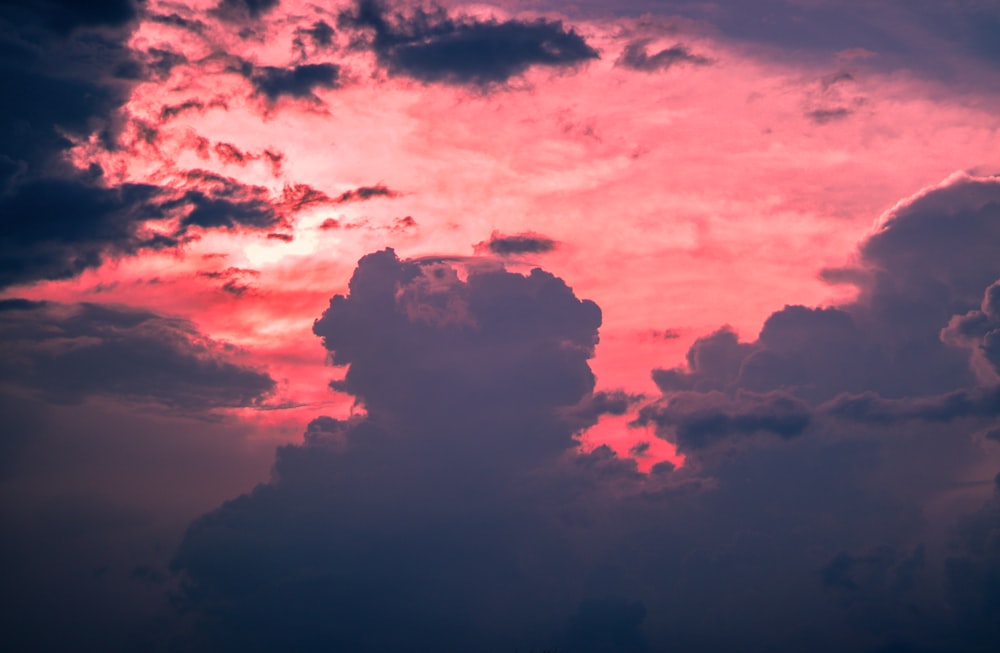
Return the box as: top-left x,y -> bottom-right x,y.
3,1 -> 1000,651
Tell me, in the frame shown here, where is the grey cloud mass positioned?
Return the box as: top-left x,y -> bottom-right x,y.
0,300 -> 275,409
169,212 -> 1000,651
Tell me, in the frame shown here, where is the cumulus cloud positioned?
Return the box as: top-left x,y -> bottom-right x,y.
168,231 -> 1000,652
171,249 -> 618,651
651,174 -> 1000,424
620,173 -> 1000,648
338,0 -> 599,86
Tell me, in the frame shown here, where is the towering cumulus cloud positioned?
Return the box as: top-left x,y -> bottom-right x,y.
172,250 -> 622,651
173,176 -> 1000,653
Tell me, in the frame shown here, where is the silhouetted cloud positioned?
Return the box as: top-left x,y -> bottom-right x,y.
479,231 -> 558,256
639,390 -> 811,452
943,280 -> 1000,377
171,250 -> 625,651
212,0 -> 279,21
142,179 -> 1000,650
0,1 -> 282,290
0,300 -> 275,408
0,178 -> 174,288
807,107 -> 853,124
0,171 -> 279,289
0,0 -> 137,35
652,175 -> 1000,419
617,39 -> 711,71
249,63 -> 341,100
339,0 -> 598,85
334,183 -> 397,203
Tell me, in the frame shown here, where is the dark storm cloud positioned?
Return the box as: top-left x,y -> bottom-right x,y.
0,300 -> 275,409
339,0 -> 598,86
0,13 -> 135,172
480,231 -> 559,256
171,250 -> 635,652
0,179 -> 174,288
248,63 -> 342,100
616,39 -> 711,72
0,171 -> 279,289
0,0 -> 136,35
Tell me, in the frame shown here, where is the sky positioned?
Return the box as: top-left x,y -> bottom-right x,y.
2,0 -> 1000,651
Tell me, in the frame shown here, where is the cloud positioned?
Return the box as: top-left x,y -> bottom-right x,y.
943,280 -> 1000,379
339,0 -> 599,86
651,174 -> 1000,421
0,1 -> 285,291
0,179 -> 175,288
171,249 -> 629,651
638,390 -> 812,452
0,300 -> 274,409
247,63 -> 342,101
807,107 -> 853,124
616,39 -> 711,72
476,230 -> 559,256
212,0 -> 280,22
0,0 -> 137,35
824,386 -> 1000,426
944,476 -> 1000,643
334,183 -> 397,203
0,168 -> 282,290
158,193 -> 1000,651
616,172 -> 1000,648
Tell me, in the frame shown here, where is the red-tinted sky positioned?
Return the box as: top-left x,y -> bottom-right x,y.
4,1 -> 1000,651
12,0 -> 1000,468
